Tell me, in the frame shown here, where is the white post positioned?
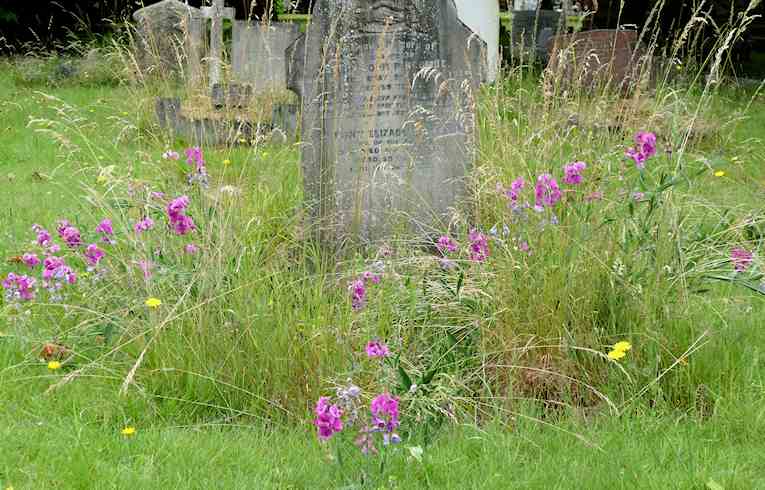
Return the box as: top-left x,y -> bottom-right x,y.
201,0 -> 235,88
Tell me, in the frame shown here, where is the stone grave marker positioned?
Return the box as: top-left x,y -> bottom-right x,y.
132,0 -> 202,78
546,29 -> 642,92
232,22 -> 302,91
510,10 -> 565,61
200,0 -> 235,89
287,0 -> 486,246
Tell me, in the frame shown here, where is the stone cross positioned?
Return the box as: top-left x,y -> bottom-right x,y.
201,0 -> 235,88
287,0 -> 486,248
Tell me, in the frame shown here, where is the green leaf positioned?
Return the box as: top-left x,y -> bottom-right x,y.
397,364 -> 412,392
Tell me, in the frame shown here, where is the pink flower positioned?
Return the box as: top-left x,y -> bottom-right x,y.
625,131 -> 657,169
167,196 -> 195,235
504,177 -> 526,207
32,224 -> 52,247
96,219 -> 113,236
184,243 -> 199,255
22,253 -> 40,268
563,161 -> 587,186
632,192 -> 646,202
171,214 -> 195,235
151,191 -> 166,201
731,247 -> 753,272
167,195 -> 190,218
518,241 -> 531,254
84,243 -> 105,266
362,271 -> 382,284
314,397 -> 343,440
370,393 -> 400,434
42,256 -> 76,284
436,235 -> 458,254
162,150 -> 180,160
57,221 -> 82,248
2,273 -> 36,301
136,260 -> 153,279
534,174 -> 562,208
134,217 -> 154,234
349,279 -> 366,310
184,147 -> 205,172
468,229 -> 489,263
365,340 -> 390,358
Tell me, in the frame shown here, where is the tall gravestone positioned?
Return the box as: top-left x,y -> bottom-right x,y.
287,0 -> 485,247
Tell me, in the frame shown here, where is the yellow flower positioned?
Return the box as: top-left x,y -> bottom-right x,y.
612,341 -> 632,352
714,170 -> 725,177
121,111 -> 129,116
223,159 -> 231,166
145,297 -> 162,308
607,349 -> 626,360
47,360 -> 62,371
121,426 -> 136,437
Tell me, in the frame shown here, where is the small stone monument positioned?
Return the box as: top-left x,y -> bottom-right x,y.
132,0 -> 202,78
287,0 -> 486,247
546,30 -> 642,92
232,22 -> 302,92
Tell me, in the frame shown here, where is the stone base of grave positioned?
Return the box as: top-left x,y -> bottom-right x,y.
545,30 -> 645,93
155,97 -> 262,146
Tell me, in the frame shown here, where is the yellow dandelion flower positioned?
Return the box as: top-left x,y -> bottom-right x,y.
607,349 -> 626,361
47,360 -> 62,371
145,297 -> 162,308
714,170 -> 725,177
121,426 -> 136,437
613,341 -> 632,352
223,159 -> 231,166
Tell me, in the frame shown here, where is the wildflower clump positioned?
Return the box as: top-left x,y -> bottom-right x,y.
625,131 -> 657,169
731,247 -> 753,272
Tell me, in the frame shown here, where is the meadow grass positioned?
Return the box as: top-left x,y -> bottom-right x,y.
1,32 -> 765,487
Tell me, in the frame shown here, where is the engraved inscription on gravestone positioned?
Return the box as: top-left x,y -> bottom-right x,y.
287,0 -> 485,246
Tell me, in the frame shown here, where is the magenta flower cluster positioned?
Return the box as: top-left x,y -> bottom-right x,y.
349,270 -> 382,311
184,147 -> 209,187
535,174 -> 562,209
468,229 -> 489,263
625,131 -> 657,169
314,397 -> 344,440
731,247 -> 753,272
365,340 -> 390,358
167,195 -> 196,235
563,161 -> 587,185
2,273 -> 36,301
57,220 -> 82,248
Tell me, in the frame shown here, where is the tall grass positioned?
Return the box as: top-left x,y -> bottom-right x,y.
1,2 -> 764,441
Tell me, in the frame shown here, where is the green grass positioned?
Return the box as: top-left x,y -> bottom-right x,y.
2,47 -> 765,489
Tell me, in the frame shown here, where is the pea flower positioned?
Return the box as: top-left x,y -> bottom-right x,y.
534,174 -> 562,208
504,177 -> 526,207
349,279 -> 366,310
436,235 -> 458,254
563,161 -> 587,185
83,243 -> 105,266
32,224 -> 52,247
134,217 -> 154,234
370,393 -> 400,443
731,247 -> 753,272
625,131 -> 657,169
468,229 -> 489,263
162,150 -> 180,160
95,219 -> 115,243
365,340 -> 390,358
314,397 -> 343,441
167,196 -> 196,236
2,273 -> 36,301
42,256 -> 76,285
184,147 -> 205,171
22,253 -> 40,268
362,271 -> 382,285
57,220 -> 82,248
184,243 -> 199,255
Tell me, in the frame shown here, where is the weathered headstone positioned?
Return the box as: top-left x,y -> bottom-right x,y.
546,30 -> 642,92
132,0 -> 202,78
287,0 -> 486,246
232,22 -> 302,91
510,10 -> 565,61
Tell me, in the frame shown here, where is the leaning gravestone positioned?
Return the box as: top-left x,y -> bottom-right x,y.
287,0 -> 485,247
133,0 -> 202,78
